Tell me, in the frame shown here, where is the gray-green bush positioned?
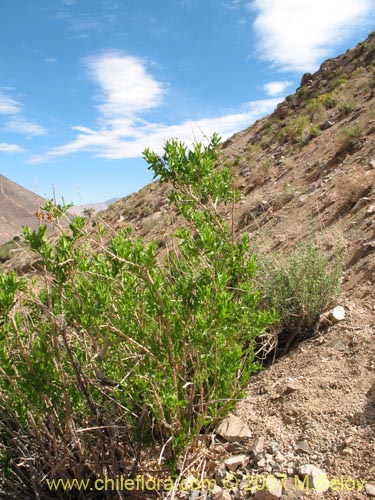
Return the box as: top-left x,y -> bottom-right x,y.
256,240 -> 343,350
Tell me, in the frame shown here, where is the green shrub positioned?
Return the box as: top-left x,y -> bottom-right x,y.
256,240 -> 343,348
338,98 -> 355,115
0,239 -> 25,264
0,134 -> 275,495
339,123 -> 363,150
278,116 -> 320,146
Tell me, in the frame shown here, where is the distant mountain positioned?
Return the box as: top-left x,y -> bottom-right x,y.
0,174 -> 44,244
68,198 -> 118,216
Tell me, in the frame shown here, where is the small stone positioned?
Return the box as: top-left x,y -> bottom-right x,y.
275,451 -> 286,462
318,159 -> 329,169
285,380 -> 304,394
367,205 -> 375,215
282,477 -> 304,498
189,490 -> 204,500
352,197 -> 370,213
254,478 -> 282,500
298,464 -> 330,492
369,160 -> 375,169
224,454 -> 248,471
267,442 -> 279,455
329,306 -> 345,323
320,120 -> 335,130
251,436 -> 265,456
296,440 -> 310,454
365,484 -> 375,497
216,414 -> 252,443
215,464 -> 228,485
257,458 -> 266,467
211,487 -> 232,500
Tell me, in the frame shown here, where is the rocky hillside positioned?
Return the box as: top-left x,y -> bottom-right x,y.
90,31 -> 375,499
2,30 -> 375,500
0,174 -> 44,244
100,31 -> 375,295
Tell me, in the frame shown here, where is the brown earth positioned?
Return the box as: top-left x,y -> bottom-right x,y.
0,174 -> 44,244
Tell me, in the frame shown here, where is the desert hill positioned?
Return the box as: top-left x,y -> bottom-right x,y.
100,32 -> 375,272
68,197 -> 118,216
88,30 -> 375,498
0,174 -> 44,244
98,31 -> 375,295
1,30 -> 375,500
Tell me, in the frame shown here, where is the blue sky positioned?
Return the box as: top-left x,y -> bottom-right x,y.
0,0 -> 374,204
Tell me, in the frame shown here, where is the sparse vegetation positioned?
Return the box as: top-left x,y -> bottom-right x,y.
2,26 -> 375,497
277,116 -> 320,146
339,123 -> 363,150
0,238 -> 25,263
337,174 -> 373,210
272,183 -> 297,210
337,94 -> 356,115
256,240 -> 343,350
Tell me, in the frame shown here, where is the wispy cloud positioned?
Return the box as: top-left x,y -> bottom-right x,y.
55,10 -> 116,36
6,118 -> 46,137
223,0 -> 244,9
30,52 -> 281,163
62,0 -> 76,5
263,80 -> 292,97
85,52 -> 165,118
0,91 -> 46,137
0,142 -> 24,153
30,98 -> 281,163
250,0 -> 375,72
44,57 -> 57,64
0,93 -> 22,115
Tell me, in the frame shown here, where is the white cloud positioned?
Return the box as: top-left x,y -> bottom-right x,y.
45,57 -> 57,64
6,118 -> 46,137
85,53 -> 165,118
0,91 -> 46,137
62,0 -> 76,5
30,51 -> 282,164
0,143 -> 24,153
249,0 -> 375,72
0,94 -> 22,115
263,81 -> 292,96
29,98 -> 281,163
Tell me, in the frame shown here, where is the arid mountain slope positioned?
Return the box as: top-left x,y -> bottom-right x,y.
99,30 -> 375,295
91,31 -> 375,498
1,30 -> 375,499
0,174 -> 44,244
68,197 -> 118,216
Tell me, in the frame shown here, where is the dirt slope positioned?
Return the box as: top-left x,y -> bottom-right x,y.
0,174 -> 44,244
